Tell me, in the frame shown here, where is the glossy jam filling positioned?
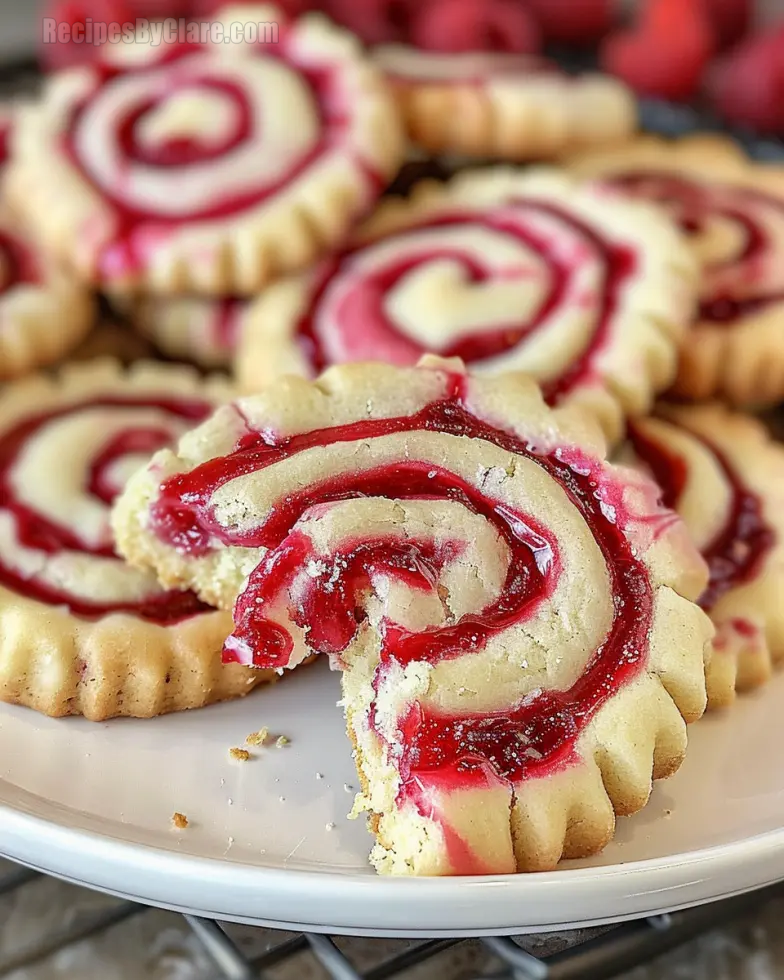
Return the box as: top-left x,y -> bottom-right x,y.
151,384 -> 654,795
628,422 -> 773,610
610,172 -> 784,323
0,396 -> 212,621
64,37 -> 384,278
295,205 -> 635,403
0,230 -> 39,296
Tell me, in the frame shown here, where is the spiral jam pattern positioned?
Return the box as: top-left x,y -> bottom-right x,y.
62,23 -> 383,279
143,369 -> 682,867
609,172 -> 784,324
295,202 -> 635,403
0,394 -> 212,620
628,419 -> 772,612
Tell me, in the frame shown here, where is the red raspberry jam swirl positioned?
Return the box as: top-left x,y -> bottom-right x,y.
149,378 -> 666,867
0,395 -> 212,621
295,203 -> 635,404
628,422 -> 773,611
609,172 -> 784,324
63,33 -> 385,280
0,231 -> 40,297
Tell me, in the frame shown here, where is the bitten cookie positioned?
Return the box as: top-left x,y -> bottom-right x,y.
236,167 -> 698,443
0,360 -> 275,721
570,135 -> 784,406
374,46 -> 636,160
7,4 -> 403,296
113,357 -> 712,874
625,405 -> 784,709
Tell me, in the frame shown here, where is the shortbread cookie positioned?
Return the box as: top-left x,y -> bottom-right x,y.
113,358 -> 712,874
236,168 -> 698,443
374,46 -> 636,160
0,210 -> 95,380
570,135 -> 784,406
0,360 -> 273,721
7,5 -> 403,296
0,107 -> 94,379
626,405 -> 784,709
132,296 -> 247,369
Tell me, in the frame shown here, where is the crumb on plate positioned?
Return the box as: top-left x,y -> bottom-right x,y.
246,726 -> 269,747
229,747 -> 251,762
172,812 -> 189,830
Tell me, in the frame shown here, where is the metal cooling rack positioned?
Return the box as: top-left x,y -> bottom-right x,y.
0,862 -> 782,980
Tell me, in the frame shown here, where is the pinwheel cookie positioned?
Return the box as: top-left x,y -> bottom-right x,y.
113,358 -> 712,874
0,360 -> 274,721
0,207 -> 94,380
7,5 -> 403,296
374,47 -> 636,161
236,168 -> 698,443
570,135 -> 784,406
626,405 -> 784,709
0,107 -> 94,379
130,296 -> 247,369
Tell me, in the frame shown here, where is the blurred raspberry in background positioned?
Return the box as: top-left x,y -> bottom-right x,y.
39,0 -> 784,135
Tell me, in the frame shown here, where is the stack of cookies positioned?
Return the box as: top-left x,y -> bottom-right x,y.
1,2 -> 783,878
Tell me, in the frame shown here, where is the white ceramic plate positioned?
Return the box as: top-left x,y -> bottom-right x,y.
2,658 -> 784,937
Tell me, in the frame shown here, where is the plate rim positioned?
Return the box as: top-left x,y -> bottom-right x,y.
2,796 -> 784,936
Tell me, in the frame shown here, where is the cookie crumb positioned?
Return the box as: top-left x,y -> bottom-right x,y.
275,735 -> 290,748
315,772 -> 324,780
229,747 -> 251,762
343,783 -> 354,793
172,812 -> 188,830
325,822 -> 336,831
246,727 -> 269,747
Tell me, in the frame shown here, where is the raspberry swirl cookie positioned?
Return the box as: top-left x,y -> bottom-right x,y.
8,5 -> 403,295
113,359 -> 712,874
571,136 -> 784,406
131,296 -> 247,369
0,107 -> 94,380
237,168 -> 698,442
374,47 -> 636,161
0,360 -> 273,721
626,405 -> 784,709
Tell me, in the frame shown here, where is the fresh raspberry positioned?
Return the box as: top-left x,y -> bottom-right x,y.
708,29 -> 784,134
40,0 -> 135,70
526,0 -> 614,46
697,0 -> 751,50
600,0 -> 713,101
325,0 -> 417,45
411,0 -> 541,54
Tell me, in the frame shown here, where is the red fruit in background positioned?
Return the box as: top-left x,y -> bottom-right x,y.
325,0 -> 417,45
708,29 -> 784,134
411,0 -> 541,53
697,0 -> 751,50
601,0 -> 713,101
526,0 -> 613,46
40,0 -> 134,70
